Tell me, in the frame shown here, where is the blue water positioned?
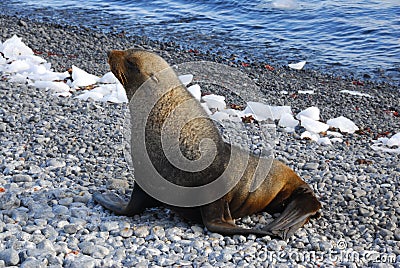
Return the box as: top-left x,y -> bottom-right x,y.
2,0 -> 400,84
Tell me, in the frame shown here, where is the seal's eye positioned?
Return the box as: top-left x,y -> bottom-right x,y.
126,59 -> 140,72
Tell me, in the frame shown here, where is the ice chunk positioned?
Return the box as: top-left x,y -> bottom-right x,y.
210,111 -> 230,122
371,135 -> 400,153
17,54 -> 46,65
300,115 -> 329,133
298,90 -> 314,94
28,70 -> 69,82
1,35 -> 34,59
288,60 -> 306,70
340,90 -> 372,98
200,103 -> 212,115
296,106 -> 320,121
90,84 -> 114,96
71,65 -> 99,88
9,73 -> 28,83
104,83 -> 128,103
179,74 -> 193,86
6,59 -> 31,73
244,102 -> 291,121
99,72 -> 118,83
75,91 -> 105,101
279,113 -> 298,130
272,0 -> 299,9
243,102 -> 272,121
327,116 -> 359,134
116,83 -> 129,103
223,109 -> 241,116
54,91 -> 71,97
33,81 -> 71,93
327,131 -> 343,138
202,94 -> 226,111
187,84 -> 201,101
269,106 -> 292,120
387,132 -> 400,147
301,131 -> 319,142
317,137 -> 332,146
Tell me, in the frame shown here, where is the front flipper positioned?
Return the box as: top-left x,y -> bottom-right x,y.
201,199 -> 278,238
263,185 -> 321,240
93,184 -> 160,217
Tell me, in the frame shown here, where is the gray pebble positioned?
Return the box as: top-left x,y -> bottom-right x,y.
46,159 -> 66,169
66,255 -> 98,268
100,221 -> 119,232
20,257 -> 46,268
58,197 -> 73,206
120,227 -> 133,238
303,162 -> 319,170
18,19 -> 28,27
28,165 -> 41,175
333,174 -> 347,182
63,224 -> 79,234
91,245 -> 110,258
0,192 -> 20,210
0,122 -> 6,132
0,248 -> 20,266
191,225 -> 204,234
106,179 -> 129,190
134,226 -> 150,238
53,205 -> 69,216
11,174 -> 33,182
151,226 -> 165,238
73,191 -> 91,203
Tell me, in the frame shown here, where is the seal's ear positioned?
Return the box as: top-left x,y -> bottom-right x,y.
149,73 -> 159,83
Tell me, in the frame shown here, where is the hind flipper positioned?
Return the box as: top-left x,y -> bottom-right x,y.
93,184 -> 159,216
201,199 -> 279,238
93,191 -> 129,215
263,184 -> 321,240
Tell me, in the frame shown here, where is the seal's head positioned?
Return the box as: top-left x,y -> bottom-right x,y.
107,49 -> 170,101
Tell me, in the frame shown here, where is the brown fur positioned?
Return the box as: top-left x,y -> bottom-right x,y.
93,49 -> 321,240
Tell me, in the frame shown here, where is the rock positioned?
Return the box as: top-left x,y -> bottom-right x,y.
134,226 -> 150,238
0,123 -> 6,132
106,179 -> 129,190
18,19 -> 28,27
100,221 -> 119,232
92,245 -> 110,258
303,162 -> 319,170
0,248 -> 20,266
46,159 -> 66,169
0,192 -> 21,210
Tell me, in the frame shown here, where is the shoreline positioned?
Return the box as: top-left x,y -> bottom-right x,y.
2,2 -> 399,86
1,14 -> 400,267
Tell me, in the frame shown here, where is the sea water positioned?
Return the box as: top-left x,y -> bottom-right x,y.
2,0 -> 399,84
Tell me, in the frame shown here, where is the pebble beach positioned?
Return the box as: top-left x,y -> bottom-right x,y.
0,14 -> 400,268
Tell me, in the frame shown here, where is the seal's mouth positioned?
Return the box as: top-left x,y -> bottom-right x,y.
107,50 -> 128,87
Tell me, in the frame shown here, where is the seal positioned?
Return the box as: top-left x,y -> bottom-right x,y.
93,49 -> 321,240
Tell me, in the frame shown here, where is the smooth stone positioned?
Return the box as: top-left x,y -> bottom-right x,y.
11,174 -> 33,182
0,248 -> 20,266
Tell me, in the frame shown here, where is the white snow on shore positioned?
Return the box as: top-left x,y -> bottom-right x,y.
371,133 -> 400,153
340,89 -> 372,98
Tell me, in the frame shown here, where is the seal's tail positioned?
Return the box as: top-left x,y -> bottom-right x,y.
263,184 -> 321,240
